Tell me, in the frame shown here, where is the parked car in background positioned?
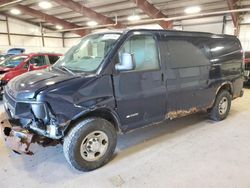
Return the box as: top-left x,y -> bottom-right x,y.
0,52 -> 62,95
244,51 -> 250,83
0,48 -> 26,63
7,48 -> 25,55
0,29 -> 244,171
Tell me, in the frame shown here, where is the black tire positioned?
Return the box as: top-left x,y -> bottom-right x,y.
63,118 -> 117,171
209,90 -> 231,121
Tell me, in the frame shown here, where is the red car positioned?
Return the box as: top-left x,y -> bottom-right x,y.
244,51 -> 250,83
0,52 -> 62,94
244,51 -> 250,67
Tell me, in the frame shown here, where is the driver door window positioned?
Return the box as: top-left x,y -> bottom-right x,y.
30,56 -> 46,67
118,35 -> 160,71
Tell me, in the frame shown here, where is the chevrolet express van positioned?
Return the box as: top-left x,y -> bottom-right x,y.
1,29 -> 244,171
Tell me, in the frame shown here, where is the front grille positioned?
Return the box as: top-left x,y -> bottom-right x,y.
0,80 -> 8,87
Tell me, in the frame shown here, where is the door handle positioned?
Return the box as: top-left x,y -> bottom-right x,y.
161,73 -> 164,84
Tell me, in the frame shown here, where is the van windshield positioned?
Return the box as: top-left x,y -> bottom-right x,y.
54,33 -> 121,73
0,55 -> 28,68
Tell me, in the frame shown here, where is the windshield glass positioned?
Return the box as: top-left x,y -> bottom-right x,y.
0,54 -> 11,62
0,55 -> 28,68
54,33 -> 121,72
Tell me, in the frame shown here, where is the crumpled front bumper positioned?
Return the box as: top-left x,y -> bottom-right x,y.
0,80 -> 8,96
0,112 -> 34,155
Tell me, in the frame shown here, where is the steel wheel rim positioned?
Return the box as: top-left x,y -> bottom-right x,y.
218,96 -> 228,115
80,131 -> 109,162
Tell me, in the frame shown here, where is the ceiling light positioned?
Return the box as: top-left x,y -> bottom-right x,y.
56,25 -> 63,30
127,15 -> 141,21
10,8 -> 21,15
39,1 -> 52,9
184,6 -> 201,14
87,21 -> 98,27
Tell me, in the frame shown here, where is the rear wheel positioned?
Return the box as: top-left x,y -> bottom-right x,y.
63,118 -> 117,171
209,90 -> 231,121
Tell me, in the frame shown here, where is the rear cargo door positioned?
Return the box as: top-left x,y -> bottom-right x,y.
113,33 -> 166,131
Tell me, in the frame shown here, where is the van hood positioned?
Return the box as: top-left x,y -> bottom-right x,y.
5,69 -> 80,100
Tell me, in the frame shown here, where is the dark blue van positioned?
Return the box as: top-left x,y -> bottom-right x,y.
1,29 -> 244,171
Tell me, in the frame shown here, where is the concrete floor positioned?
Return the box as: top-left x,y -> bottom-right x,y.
1,89 -> 250,188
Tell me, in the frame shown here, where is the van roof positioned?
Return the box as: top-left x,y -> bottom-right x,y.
27,52 -> 63,55
9,52 -> 63,57
93,28 -> 236,39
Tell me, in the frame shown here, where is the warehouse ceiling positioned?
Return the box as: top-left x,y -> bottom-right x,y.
0,0 -> 249,36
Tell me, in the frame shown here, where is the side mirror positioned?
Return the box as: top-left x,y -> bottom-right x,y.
115,53 -> 136,71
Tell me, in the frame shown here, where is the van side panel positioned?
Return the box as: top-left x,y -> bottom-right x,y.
162,35 -> 214,118
161,33 -> 243,119
208,37 -> 244,98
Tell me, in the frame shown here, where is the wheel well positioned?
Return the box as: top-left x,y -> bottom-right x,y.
64,109 -> 121,135
208,83 -> 233,110
217,83 -> 233,96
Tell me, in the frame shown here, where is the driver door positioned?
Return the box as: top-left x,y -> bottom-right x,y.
112,33 -> 166,131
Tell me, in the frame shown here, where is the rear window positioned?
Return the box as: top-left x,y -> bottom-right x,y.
208,38 -> 241,59
166,38 -> 210,68
48,55 -> 60,64
7,48 -> 25,55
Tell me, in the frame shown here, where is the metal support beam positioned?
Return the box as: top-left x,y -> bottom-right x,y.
15,5 -> 90,36
54,0 -> 124,28
6,16 -> 11,45
40,22 -> 45,47
226,0 -> 239,27
0,0 -> 22,8
62,32 -> 65,48
0,32 -> 63,39
133,0 -> 173,29
222,15 -> 227,34
0,13 -> 55,31
125,8 -> 250,26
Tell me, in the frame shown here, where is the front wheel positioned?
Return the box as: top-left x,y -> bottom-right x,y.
63,118 -> 117,171
209,90 -> 231,121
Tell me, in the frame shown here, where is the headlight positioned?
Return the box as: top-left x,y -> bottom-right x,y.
15,102 -> 47,120
0,74 -> 5,80
31,103 -> 47,119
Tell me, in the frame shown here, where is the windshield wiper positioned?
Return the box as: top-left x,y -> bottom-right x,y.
58,66 -> 76,75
